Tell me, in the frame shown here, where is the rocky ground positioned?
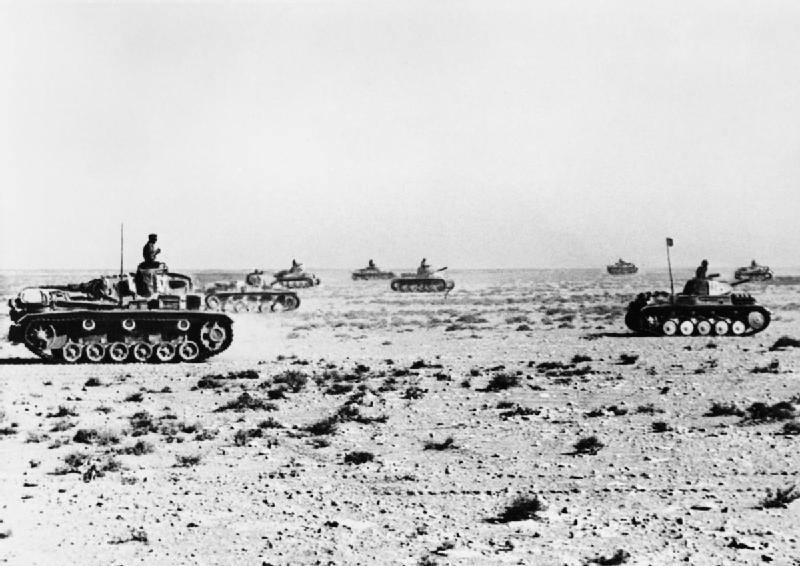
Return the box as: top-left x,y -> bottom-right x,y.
1,273 -> 799,565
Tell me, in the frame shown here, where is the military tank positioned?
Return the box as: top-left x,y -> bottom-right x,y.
352,261 -> 395,281
272,269 -> 320,289
390,267 -> 455,294
205,270 -> 300,312
607,258 -> 638,275
624,275 -> 770,337
735,261 -> 773,281
7,264 -> 233,363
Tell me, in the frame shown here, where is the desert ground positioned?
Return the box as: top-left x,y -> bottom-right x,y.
1,269 -> 799,565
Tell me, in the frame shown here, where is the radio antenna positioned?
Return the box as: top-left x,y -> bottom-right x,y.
119,223 -> 124,306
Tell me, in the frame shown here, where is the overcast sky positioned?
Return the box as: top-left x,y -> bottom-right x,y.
1,1 -> 799,270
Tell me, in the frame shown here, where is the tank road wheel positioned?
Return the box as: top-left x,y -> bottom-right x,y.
748,311 -> 767,331
661,319 -> 678,336
390,281 -> 400,292
131,342 -> 152,363
200,321 -> 228,352
25,324 -> 56,350
60,342 -> 83,364
154,342 -> 176,363
122,319 -> 136,332
696,319 -> 712,336
206,295 -> 222,311
731,320 -> 747,336
231,300 -> 249,313
714,319 -> 730,336
177,319 -> 191,332
107,342 -> 129,363
679,320 -> 695,336
282,295 -> 300,311
178,340 -> 200,362
84,343 -> 106,363
82,319 -> 96,332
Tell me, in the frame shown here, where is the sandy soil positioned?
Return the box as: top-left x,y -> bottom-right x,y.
1,273 -> 800,565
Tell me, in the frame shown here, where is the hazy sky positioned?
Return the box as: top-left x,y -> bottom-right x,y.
1,1 -> 799,270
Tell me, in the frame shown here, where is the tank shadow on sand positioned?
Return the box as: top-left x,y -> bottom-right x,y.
0,356 -> 49,365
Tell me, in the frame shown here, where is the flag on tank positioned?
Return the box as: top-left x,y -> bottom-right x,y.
666,237 -> 674,247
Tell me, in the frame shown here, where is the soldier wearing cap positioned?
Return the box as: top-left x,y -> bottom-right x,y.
141,234 -> 161,269
695,259 -> 709,280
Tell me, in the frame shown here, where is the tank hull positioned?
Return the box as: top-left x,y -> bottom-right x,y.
352,269 -> 395,281
273,273 -> 320,289
390,277 -> 455,293
9,309 -> 233,363
734,266 -> 773,281
607,264 -> 638,275
624,292 -> 771,337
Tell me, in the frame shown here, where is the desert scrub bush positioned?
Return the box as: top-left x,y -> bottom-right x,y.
343,451 -> 375,465
174,454 -> 202,468
258,417 -> 284,429
50,419 -> 76,432
234,428 -> 262,446
128,411 -> 157,435
704,402 -> 745,417
499,405 -> 538,419
195,377 -> 223,389
571,354 -> 592,364
271,370 -> 308,393
214,392 -> 276,413
651,421 -> 672,433
744,401 -> 796,423
72,429 -> 99,444
781,421 -> 800,436
305,416 -> 339,436
769,336 -> 800,351
587,549 -> 631,565
118,440 -> 155,455
455,314 -> 488,324
124,392 -> 144,403
402,386 -> 427,400
759,485 -> 800,509
491,495 -> 545,523
47,406 -> 78,418
618,353 -> 639,365
636,404 -> 664,415
573,436 -> 604,455
423,437 -> 456,451
751,360 -> 780,374
84,377 -> 102,387
482,373 -> 521,392
325,382 -> 354,395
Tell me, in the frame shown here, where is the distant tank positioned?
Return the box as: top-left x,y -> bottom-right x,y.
205,270 -> 300,312
7,264 -> 233,363
607,259 -> 638,275
272,269 -> 320,289
624,275 -> 770,337
352,260 -> 395,281
735,261 -> 773,281
390,267 -> 455,294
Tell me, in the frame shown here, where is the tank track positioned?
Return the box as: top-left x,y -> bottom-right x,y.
205,291 -> 300,313
352,271 -> 395,281
390,278 -> 455,293
14,311 -> 233,364
625,301 -> 771,337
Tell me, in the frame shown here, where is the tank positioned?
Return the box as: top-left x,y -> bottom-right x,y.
624,276 -> 771,337
272,269 -> 320,289
205,270 -> 300,312
390,268 -> 455,293
607,259 -> 638,275
352,262 -> 395,281
7,265 -> 233,363
735,262 -> 773,281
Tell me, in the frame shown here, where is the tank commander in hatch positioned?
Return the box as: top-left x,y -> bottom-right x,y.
695,259 -> 709,280
289,259 -> 303,273
417,258 -> 431,277
141,234 -> 162,269
368,259 -> 376,269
